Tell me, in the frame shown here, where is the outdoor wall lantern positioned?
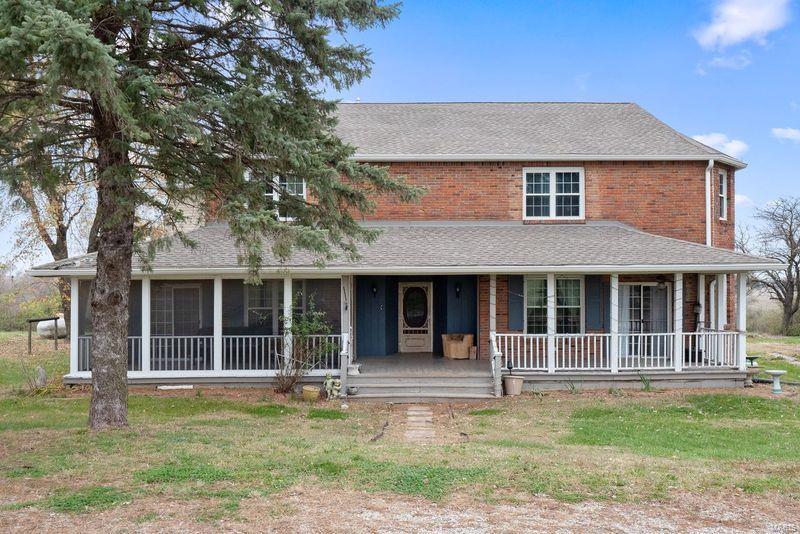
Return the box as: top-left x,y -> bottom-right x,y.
371,284 -> 378,297
454,282 -> 462,298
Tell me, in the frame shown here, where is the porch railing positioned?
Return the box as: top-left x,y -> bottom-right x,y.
75,334 -> 342,374
77,336 -> 142,372
494,330 -> 741,372
223,335 -> 283,371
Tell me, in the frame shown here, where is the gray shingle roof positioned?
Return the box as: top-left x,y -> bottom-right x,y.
335,102 -> 745,167
29,221 -> 779,275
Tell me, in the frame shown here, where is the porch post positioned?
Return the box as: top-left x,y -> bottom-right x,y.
340,275 -> 352,392
141,277 -> 151,373
489,274 -> 497,334
697,274 -> 706,330
737,273 -> 748,371
283,275 -> 293,368
69,277 -> 79,375
609,274 -> 619,373
709,280 -> 717,328
674,273 -> 683,372
716,273 -> 727,330
546,273 -> 556,373
213,276 -> 222,371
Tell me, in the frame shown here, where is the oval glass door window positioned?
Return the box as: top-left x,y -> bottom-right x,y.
403,287 -> 428,328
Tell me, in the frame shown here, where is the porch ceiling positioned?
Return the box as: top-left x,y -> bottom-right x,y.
29,220 -> 780,276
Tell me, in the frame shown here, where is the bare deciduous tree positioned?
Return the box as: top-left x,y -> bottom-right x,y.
739,197 -> 800,335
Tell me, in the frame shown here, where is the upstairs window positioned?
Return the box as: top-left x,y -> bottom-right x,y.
524,167 -> 584,220
718,169 -> 728,221
273,176 -> 306,220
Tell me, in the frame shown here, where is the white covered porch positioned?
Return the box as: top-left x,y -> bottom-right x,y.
487,271 -> 748,395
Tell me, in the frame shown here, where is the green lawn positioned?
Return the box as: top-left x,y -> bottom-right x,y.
1,331 -> 799,524
747,334 -> 800,382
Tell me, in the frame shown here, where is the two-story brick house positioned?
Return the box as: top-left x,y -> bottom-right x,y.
30,102 -> 780,398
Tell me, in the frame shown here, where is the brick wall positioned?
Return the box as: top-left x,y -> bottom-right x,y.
364,160 -> 735,248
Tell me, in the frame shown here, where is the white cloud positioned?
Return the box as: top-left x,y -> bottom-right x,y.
772,127 -> 800,142
707,50 -> 752,69
692,132 -> 749,158
694,0 -> 791,50
735,194 -> 755,208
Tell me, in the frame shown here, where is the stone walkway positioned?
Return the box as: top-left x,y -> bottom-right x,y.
403,405 -> 435,442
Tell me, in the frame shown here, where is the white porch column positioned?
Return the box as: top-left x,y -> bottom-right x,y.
546,273 -> 556,373
489,274 -> 497,334
716,273 -> 727,330
674,273 -> 684,372
213,277 -> 223,371
141,277 -> 151,373
340,275 -> 352,337
69,277 -> 79,374
737,273 -> 748,371
610,274 -> 619,373
283,276 -> 293,368
340,275 -> 352,390
709,280 -> 717,328
697,274 -> 706,331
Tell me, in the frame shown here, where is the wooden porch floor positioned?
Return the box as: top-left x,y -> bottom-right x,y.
355,353 -> 489,377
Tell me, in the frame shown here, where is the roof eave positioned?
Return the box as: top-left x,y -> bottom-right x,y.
350,153 -> 747,169
27,261 -> 781,278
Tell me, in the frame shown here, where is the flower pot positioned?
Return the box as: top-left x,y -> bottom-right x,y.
302,385 -> 321,402
503,375 -> 524,396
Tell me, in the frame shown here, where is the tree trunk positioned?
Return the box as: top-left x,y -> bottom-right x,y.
88,95 -> 135,430
782,305 -> 794,336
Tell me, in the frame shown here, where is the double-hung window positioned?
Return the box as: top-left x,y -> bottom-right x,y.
524,167 -> 584,220
718,169 -> 728,221
273,176 -> 306,220
525,276 -> 584,334
555,279 -> 582,334
525,278 -> 547,334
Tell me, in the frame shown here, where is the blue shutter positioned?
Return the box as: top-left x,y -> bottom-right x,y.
508,275 -> 524,331
585,275 -> 609,331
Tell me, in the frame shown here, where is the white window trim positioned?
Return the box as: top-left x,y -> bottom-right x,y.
718,169 -> 728,221
522,167 -> 585,221
243,279 -> 307,332
524,275 -> 585,335
273,177 -> 307,222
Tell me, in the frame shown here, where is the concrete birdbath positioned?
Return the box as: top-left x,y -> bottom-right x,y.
765,369 -> 787,394
744,366 -> 761,388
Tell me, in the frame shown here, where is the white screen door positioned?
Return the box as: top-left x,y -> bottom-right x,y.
398,282 -> 433,353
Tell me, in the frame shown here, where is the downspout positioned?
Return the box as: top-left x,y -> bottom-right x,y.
705,159 -> 714,247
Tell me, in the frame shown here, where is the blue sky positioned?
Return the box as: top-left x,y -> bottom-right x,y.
333,0 -> 799,220
3,0 -> 799,269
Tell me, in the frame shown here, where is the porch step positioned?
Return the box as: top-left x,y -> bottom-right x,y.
349,393 -> 495,403
346,376 -> 494,400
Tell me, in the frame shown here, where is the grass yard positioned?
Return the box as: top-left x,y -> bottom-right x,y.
0,330 -> 799,531
749,334 -> 800,383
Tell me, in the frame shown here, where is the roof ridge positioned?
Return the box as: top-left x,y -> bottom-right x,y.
338,101 -> 636,105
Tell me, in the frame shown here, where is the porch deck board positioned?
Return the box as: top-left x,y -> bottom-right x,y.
356,353 -> 488,377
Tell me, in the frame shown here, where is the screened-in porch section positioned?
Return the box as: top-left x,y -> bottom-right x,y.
73,277 -> 344,376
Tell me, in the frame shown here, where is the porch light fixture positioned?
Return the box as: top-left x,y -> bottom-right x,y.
371,284 -> 378,297
455,282 -> 462,298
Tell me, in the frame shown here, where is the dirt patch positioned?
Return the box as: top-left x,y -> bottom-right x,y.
2,485 -> 798,533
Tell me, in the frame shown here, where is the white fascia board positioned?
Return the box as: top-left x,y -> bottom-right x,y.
30,262 -> 782,278
351,153 -> 747,169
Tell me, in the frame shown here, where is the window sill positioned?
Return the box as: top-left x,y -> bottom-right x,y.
523,218 -> 586,225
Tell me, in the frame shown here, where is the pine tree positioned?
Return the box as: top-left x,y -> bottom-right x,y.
0,0 -> 415,429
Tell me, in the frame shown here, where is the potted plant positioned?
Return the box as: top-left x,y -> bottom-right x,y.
503,362 -> 524,396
